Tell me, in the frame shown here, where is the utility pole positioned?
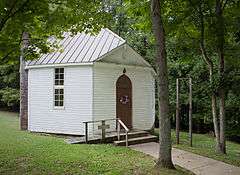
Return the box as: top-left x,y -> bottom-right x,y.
175,77 -> 193,146
176,78 -> 180,144
189,77 -> 193,147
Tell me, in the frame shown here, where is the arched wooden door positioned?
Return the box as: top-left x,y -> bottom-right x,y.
116,74 -> 132,129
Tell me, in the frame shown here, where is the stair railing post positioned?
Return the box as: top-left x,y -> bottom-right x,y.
85,122 -> 88,143
126,131 -> 128,147
117,119 -> 120,141
101,120 -> 106,142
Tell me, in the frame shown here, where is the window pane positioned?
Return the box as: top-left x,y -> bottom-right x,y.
60,89 -> 64,94
60,95 -> 64,100
55,89 -> 59,94
55,95 -> 59,100
60,68 -> 64,73
55,74 -> 59,80
60,74 -> 64,79
55,68 -> 59,74
55,101 -> 59,106
59,80 -> 64,85
59,101 -> 63,106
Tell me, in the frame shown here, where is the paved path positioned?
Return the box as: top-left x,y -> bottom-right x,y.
130,142 -> 240,175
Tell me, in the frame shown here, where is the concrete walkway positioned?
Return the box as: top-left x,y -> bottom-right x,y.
130,142 -> 240,175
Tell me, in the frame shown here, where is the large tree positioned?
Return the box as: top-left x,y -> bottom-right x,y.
0,0 -> 109,129
151,0 -> 174,168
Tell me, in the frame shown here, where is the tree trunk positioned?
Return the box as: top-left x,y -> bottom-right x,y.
200,47 -> 221,152
219,88 -> 226,153
216,0 -> 226,154
199,1 -> 221,152
210,72 -> 221,152
151,0 -> 174,169
20,32 -> 29,130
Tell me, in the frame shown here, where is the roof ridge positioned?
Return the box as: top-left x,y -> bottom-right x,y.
104,28 -> 126,43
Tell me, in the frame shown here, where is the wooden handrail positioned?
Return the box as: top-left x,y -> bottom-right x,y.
117,119 -> 129,132
83,118 -> 129,147
83,118 -> 117,124
116,118 -> 129,147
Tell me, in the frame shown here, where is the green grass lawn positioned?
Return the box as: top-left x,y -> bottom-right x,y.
155,129 -> 240,167
0,111 -> 190,175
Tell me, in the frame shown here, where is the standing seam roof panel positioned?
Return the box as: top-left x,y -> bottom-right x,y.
74,35 -> 95,63
82,29 -> 106,62
67,33 -> 88,63
89,31 -> 113,62
39,33 -> 69,65
69,34 -> 91,63
97,34 -> 115,59
26,28 -> 125,66
44,33 -> 71,64
53,34 -> 76,64
60,33 -> 83,63
94,32 -> 111,60
56,34 -> 81,64
36,32 -> 68,64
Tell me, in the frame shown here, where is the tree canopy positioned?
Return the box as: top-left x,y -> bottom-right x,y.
0,0 -> 110,63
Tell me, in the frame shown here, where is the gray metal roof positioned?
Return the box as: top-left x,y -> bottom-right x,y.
27,28 -> 125,66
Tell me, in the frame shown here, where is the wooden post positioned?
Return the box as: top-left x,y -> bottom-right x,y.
85,122 -> 88,143
126,131 -> 128,147
176,78 -> 180,144
101,120 -> 106,141
189,78 -> 193,147
117,120 -> 120,141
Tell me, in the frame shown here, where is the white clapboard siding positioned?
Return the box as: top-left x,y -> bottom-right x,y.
28,66 -> 93,135
93,62 -> 155,133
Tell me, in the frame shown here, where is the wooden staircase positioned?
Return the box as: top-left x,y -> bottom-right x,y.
113,130 -> 157,146
65,118 -> 158,146
65,130 -> 158,146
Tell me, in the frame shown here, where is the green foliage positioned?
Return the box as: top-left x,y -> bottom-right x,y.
0,0 -> 110,63
0,88 -> 19,107
0,64 -> 19,109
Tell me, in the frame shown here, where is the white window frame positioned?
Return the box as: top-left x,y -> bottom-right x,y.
54,68 -> 65,109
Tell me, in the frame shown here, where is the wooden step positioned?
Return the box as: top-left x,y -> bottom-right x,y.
119,131 -> 149,140
113,135 -> 157,146
66,130 -> 150,144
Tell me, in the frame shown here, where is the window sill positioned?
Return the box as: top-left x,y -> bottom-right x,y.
53,106 -> 65,110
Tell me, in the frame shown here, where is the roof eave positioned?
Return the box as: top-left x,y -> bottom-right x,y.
25,62 -> 93,69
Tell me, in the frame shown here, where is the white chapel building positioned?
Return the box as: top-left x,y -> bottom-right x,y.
26,28 -> 155,136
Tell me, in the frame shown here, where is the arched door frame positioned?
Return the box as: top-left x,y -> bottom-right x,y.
116,74 -> 132,129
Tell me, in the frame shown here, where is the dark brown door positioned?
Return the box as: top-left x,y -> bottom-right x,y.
116,74 -> 132,129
